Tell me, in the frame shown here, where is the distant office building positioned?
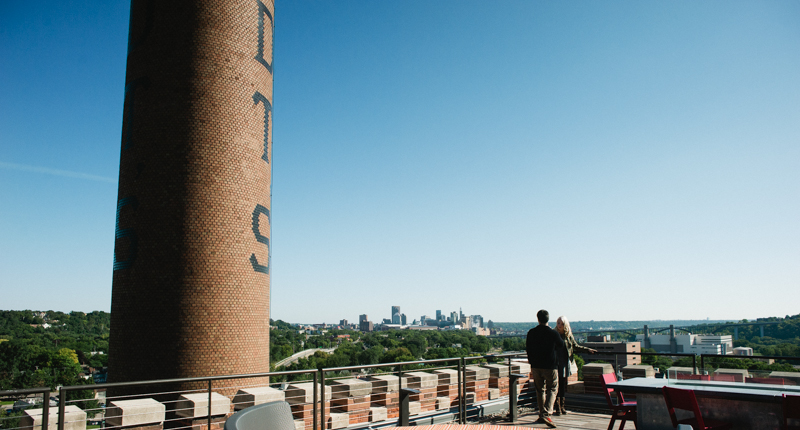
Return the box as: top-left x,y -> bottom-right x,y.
359,320 -> 373,332
471,326 -> 490,336
450,311 -> 458,323
487,320 -> 494,329
382,318 -> 391,324
436,310 -> 442,321
472,315 -> 483,328
359,314 -> 368,323
579,340 -> 642,371
392,306 -> 401,324
461,315 -> 473,329
635,333 -> 733,355
340,319 -> 348,327
420,315 -> 428,325
400,314 -> 407,325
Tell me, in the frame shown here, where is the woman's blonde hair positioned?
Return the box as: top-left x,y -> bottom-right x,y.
557,316 -> 572,337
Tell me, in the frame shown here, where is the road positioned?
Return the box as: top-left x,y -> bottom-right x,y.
274,347 -> 336,368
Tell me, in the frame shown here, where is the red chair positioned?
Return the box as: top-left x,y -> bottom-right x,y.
599,373 -> 637,430
784,394 -> 800,430
662,386 -> 732,430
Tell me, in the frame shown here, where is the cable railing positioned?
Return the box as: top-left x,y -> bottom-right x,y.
2,351 -> 798,430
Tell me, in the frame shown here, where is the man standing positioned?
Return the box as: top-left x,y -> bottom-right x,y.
526,309 -> 564,428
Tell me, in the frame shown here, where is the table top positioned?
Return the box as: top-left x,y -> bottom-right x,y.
606,377 -> 800,402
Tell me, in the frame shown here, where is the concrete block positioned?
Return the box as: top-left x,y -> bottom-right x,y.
769,371 -> 800,385
667,367 -> 697,377
232,386 -> 285,410
435,397 -> 450,410
368,406 -> 387,422
714,368 -> 749,382
293,420 -> 305,430
511,361 -> 531,375
367,375 -> 406,393
482,364 -> 509,378
488,388 -> 501,400
622,364 -> 655,379
20,406 -> 86,430
105,398 -> 166,427
464,366 -> 490,381
408,401 -> 421,415
404,372 -> 438,389
432,369 -> 459,385
327,412 -> 348,429
328,378 -> 372,398
286,382 -> 332,404
174,393 -> 231,418
582,363 -> 614,375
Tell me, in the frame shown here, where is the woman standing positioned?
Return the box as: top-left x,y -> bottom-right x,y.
554,316 -> 596,415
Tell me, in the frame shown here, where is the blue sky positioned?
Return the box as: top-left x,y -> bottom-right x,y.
1,1 -> 798,324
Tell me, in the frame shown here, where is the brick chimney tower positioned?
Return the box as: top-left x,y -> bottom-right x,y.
108,0 -> 274,390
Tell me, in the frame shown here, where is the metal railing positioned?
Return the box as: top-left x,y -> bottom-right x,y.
1,353 -> 532,430
3,351 -> 798,430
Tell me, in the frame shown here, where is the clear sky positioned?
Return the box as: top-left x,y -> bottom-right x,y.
1,1 -> 798,324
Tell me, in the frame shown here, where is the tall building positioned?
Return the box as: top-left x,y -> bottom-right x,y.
450,311 -> 458,324
107,0 -> 275,393
391,306 -> 401,324
400,314 -> 407,325
436,310 -> 442,321
472,315 -> 483,328
359,314 -> 368,323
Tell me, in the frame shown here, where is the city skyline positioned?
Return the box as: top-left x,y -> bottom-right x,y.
2,1 -> 799,322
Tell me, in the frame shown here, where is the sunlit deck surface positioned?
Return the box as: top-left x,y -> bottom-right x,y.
485,410 -> 621,429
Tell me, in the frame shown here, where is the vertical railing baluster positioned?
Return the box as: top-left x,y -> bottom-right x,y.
58,387 -> 66,430
319,368 -> 326,430
42,389 -> 50,430
313,372 -> 318,430
207,380 -> 212,430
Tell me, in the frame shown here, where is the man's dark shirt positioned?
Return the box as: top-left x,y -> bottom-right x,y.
526,324 -> 565,369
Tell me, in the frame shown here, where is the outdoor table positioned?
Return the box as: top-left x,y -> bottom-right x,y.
607,377 -> 800,430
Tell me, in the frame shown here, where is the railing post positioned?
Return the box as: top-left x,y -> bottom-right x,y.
692,355 -> 697,375
700,355 -> 705,375
319,368 -> 326,430
58,387 -> 66,430
313,372 -> 318,430
398,387 -> 419,426
460,357 -> 466,424
207,379 -> 212,430
42,389 -> 50,430
509,373 -> 523,423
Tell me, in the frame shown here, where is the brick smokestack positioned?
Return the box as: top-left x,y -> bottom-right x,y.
108,0 -> 274,389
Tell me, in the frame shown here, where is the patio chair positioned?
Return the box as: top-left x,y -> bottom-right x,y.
784,394 -> 800,430
662,386 -> 731,430
599,373 -> 637,430
224,401 -> 295,430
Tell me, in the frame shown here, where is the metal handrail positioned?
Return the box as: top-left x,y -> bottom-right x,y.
6,350 -> 798,430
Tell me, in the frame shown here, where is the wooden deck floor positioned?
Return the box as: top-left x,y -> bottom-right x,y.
485,410 -> 627,430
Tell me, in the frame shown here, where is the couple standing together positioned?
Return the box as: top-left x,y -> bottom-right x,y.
525,309 -> 597,428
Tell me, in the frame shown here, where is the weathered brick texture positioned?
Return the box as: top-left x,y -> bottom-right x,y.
108,0 -> 275,395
